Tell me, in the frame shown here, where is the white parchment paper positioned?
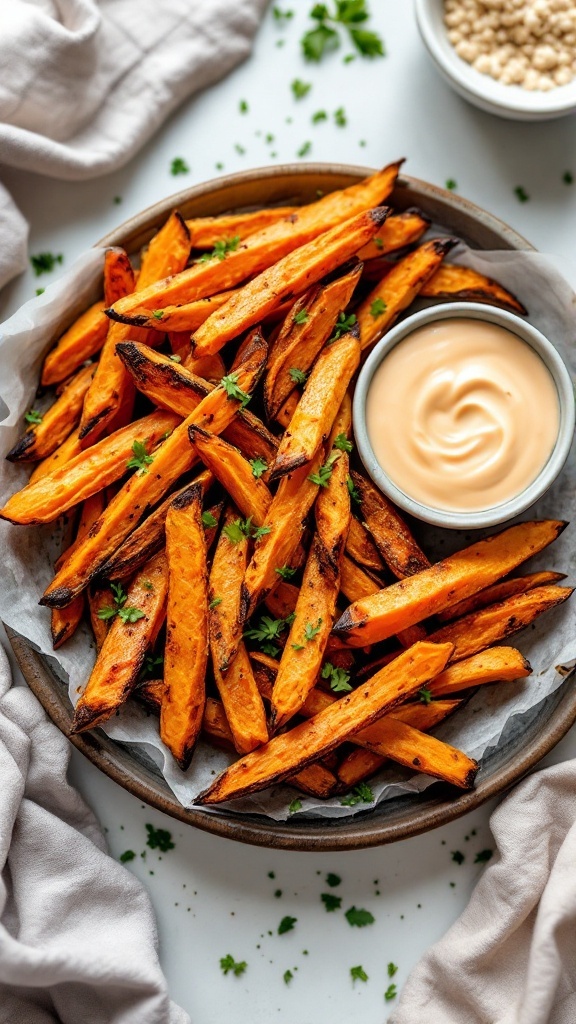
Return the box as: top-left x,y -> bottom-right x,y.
1,245 -> 575,821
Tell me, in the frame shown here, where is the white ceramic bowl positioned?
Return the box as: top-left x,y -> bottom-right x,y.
415,0 -> 576,121
353,302 -> 576,530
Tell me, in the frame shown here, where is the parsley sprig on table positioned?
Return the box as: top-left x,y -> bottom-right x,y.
301,1 -> 385,63
196,235 -> 241,263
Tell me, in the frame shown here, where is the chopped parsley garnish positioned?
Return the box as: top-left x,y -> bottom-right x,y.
170,157 -> 189,176
97,582 -> 130,622
326,872 -> 341,887
35,288 -> 45,296
451,850 -> 465,865
152,309 -> 164,320
202,510 -> 218,528
245,614 -> 292,650
220,954 -> 247,977
308,450 -> 340,487
120,850 -> 136,863
291,78 -> 312,100
278,915 -> 297,934
216,162 -> 224,170
343,52 -> 356,62
333,432 -> 352,452
341,782 -> 374,806
113,195 -> 122,204
253,524 -> 271,540
345,906 -> 375,927
291,617 -> 323,650
350,965 -> 368,983
369,297 -> 387,318
475,849 -> 493,864
221,372 -> 251,409
168,353 -> 181,362
514,185 -> 530,203
197,235 -> 241,263
275,889 -> 282,898
288,798 -> 302,814
275,564 -> 297,581
146,824 -> 175,851
283,969 -> 294,984
250,456 -> 268,479
445,178 -> 457,191
239,99 -> 249,113
141,653 -> 164,680
289,366 -> 308,385
321,892 -> 342,912
334,106 -> 347,126
322,661 -> 353,692
293,307 -> 309,324
235,143 -> 246,156
265,132 -> 275,143
118,606 -> 146,624
223,517 -> 252,544
328,311 -> 356,342
418,686 -> 432,705
373,236 -> 384,249
301,1 -> 385,63
273,6 -> 294,22
563,171 -> 574,185
347,475 -> 361,504
384,983 -> 397,1001
24,409 -> 43,425
127,439 -> 154,475
209,597 -> 222,609
297,141 -> 312,158
312,110 -> 328,123
30,252 -> 63,277
388,962 -> 398,977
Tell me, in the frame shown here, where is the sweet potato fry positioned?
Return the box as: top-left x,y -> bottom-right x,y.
191,209 -> 388,357
270,332 -> 360,480
427,585 -> 573,663
209,506 -> 251,675
346,517 -> 385,572
1,409 -> 179,526
186,207 -> 298,247
40,331 -> 267,606
436,570 -> 565,622
7,364 -> 94,463
336,699 -> 461,788
71,549 -> 169,732
275,391 -> 299,430
160,485 -> 208,769
97,471 -> 215,583
420,263 -> 527,314
350,470 -> 430,580
117,291 -> 235,332
428,646 -> 532,697
88,585 -> 114,651
197,641 -> 454,803
356,238 -> 458,352
28,428 -> 83,484
41,301 -> 109,387
116,340 -> 277,464
188,427 -> 272,526
264,581 -> 300,621
213,644 -> 269,754
356,208 -> 431,261
271,439 -> 350,728
340,556 -> 381,602
103,248 -> 136,306
107,162 -> 403,321
138,211 -> 191,288
264,263 -> 362,420
241,447 -> 326,621
333,521 -> 567,647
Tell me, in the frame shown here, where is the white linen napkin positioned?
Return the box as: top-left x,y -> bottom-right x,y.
0,641 -> 190,1024
0,0 -> 269,290
389,759 -> 576,1024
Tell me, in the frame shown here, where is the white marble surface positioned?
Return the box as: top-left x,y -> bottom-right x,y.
2,2 -> 576,1020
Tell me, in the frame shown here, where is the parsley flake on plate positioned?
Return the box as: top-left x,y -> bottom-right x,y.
514,185 -> 530,203
288,798 -> 302,814
291,78 -> 312,100
563,171 -> 573,185
170,157 -> 189,176
24,409 -> 43,425
321,892 -> 342,912
388,962 -> 398,977
475,849 -> 493,864
283,969 -> 294,984
334,106 -> 347,126
145,824 -> 175,852
384,983 -> 397,1001
452,850 -> 465,865
278,915 -> 297,934
273,6 -> 294,23
301,1 -> 385,63
350,965 -> 368,983
345,905 -> 375,927
312,110 -> 328,123
326,872 -> 341,887
445,178 -> 457,191
120,850 -> 136,863
239,99 -> 249,113
220,954 -> 247,977
341,782 -> 374,806
30,252 -> 63,277
297,141 -> 312,158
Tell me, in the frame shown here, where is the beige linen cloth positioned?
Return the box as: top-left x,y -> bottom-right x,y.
390,760 -> 576,1024
0,0 -> 268,290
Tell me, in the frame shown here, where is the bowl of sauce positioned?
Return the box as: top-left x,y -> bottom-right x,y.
353,303 -> 575,529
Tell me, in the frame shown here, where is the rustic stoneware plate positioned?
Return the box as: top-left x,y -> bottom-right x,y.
8,164 -> 576,851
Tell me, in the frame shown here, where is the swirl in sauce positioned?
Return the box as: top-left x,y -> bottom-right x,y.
366,318 -> 559,513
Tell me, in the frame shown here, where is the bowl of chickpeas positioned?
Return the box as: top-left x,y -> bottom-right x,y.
415,0 -> 576,120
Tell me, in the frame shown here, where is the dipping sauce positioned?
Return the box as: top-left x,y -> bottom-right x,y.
366,317 -> 560,514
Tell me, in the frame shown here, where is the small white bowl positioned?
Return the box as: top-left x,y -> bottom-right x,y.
353,303 -> 575,530
415,0 -> 576,121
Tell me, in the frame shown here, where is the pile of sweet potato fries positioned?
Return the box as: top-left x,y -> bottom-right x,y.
2,160 -> 572,807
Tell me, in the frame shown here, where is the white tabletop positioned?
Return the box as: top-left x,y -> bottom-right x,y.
2,3 -> 576,1021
